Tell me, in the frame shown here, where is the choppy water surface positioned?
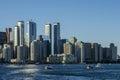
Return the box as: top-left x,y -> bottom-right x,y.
0,64 -> 120,80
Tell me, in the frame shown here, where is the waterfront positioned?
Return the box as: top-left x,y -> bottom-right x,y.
0,64 -> 120,80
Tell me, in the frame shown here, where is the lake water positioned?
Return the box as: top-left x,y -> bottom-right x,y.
0,64 -> 120,80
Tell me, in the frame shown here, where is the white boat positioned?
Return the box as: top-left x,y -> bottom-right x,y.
86,64 -> 93,69
96,63 -> 101,68
44,65 -> 52,70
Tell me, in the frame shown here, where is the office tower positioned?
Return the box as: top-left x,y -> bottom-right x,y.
69,37 -> 77,55
110,43 -> 117,61
45,24 -> 52,42
3,44 -> 11,62
91,43 -> 99,62
60,39 -> 67,53
6,28 -> 12,43
14,25 -> 19,46
14,21 -> 24,59
42,40 -> 50,63
75,41 -> 85,63
84,43 -> 92,62
45,24 -> 52,56
14,21 -> 24,46
26,21 -> 36,60
53,22 -> 61,54
98,44 -> 103,62
64,42 -> 72,54
17,45 -> 26,63
14,25 -> 19,58
30,40 -> 40,62
17,21 -> 24,46
0,32 -> 7,45
103,47 -> 110,62
27,21 -> 36,47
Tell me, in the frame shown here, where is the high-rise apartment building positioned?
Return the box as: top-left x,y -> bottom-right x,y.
14,21 -> 24,58
3,44 -> 11,62
30,40 -> 40,62
45,24 -> 52,42
69,37 -> 77,55
17,45 -> 26,63
6,28 -> 12,43
110,43 -> 117,61
64,42 -> 72,54
75,41 -> 85,63
14,25 -> 19,46
17,21 -> 24,46
53,22 -> 61,54
27,21 -> 36,47
91,43 -> 99,62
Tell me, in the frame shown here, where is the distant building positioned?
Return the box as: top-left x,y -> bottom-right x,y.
17,21 -> 24,46
26,21 -> 36,60
64,42 -> 72,54
13,21 -> 24,58
14,25 -> 19,46
45,24 -> 52,56
53,22 -> 61,54
30,40 -> 40,62
84,43 -> 92,62
38,35 -> 43,42
45,24 -> 52,43
47,53 -> 77,64
91,43 -> 99,62
0,32 -> 7,45
69,37 -> 77,44
110,43 -> 117,61
26,21 -> 36,47
60,39 -> 67,53
75,41 -> 85,63
103,47 -> 110,62
17,45 -> 26,63
98,44 -> 103,62
69,37 -> 77,55
6,28 -> 12,43
3,44 -> 11,62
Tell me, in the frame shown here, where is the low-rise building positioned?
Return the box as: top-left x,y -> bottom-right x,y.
47,53 -> 77,64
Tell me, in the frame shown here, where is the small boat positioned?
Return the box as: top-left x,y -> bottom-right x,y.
44,65 -> 52,70
96,63 -> 101,68
86,64 -> 93,69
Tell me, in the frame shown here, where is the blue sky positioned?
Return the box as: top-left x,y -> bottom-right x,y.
0,0 -> 120,54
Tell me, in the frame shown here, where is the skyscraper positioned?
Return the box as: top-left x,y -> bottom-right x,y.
45,24 -> 52,43
27,21 -> 36,47
45,24 -> 52,56
69,37 -> 77,55
75,41 -> 85,63
6,28 -> 12,43
26,21 -> 36,60
17,21 -> 24,46
14,25 -> 19,46
53,22 -> 61,54
14,21 -> 24,58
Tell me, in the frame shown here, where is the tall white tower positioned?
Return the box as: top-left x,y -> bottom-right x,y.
14,25 -> 19,46
17,21 -> 24,46
45,24 -> 52,42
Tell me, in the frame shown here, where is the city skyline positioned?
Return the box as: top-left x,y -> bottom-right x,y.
0,0 -> 120,54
